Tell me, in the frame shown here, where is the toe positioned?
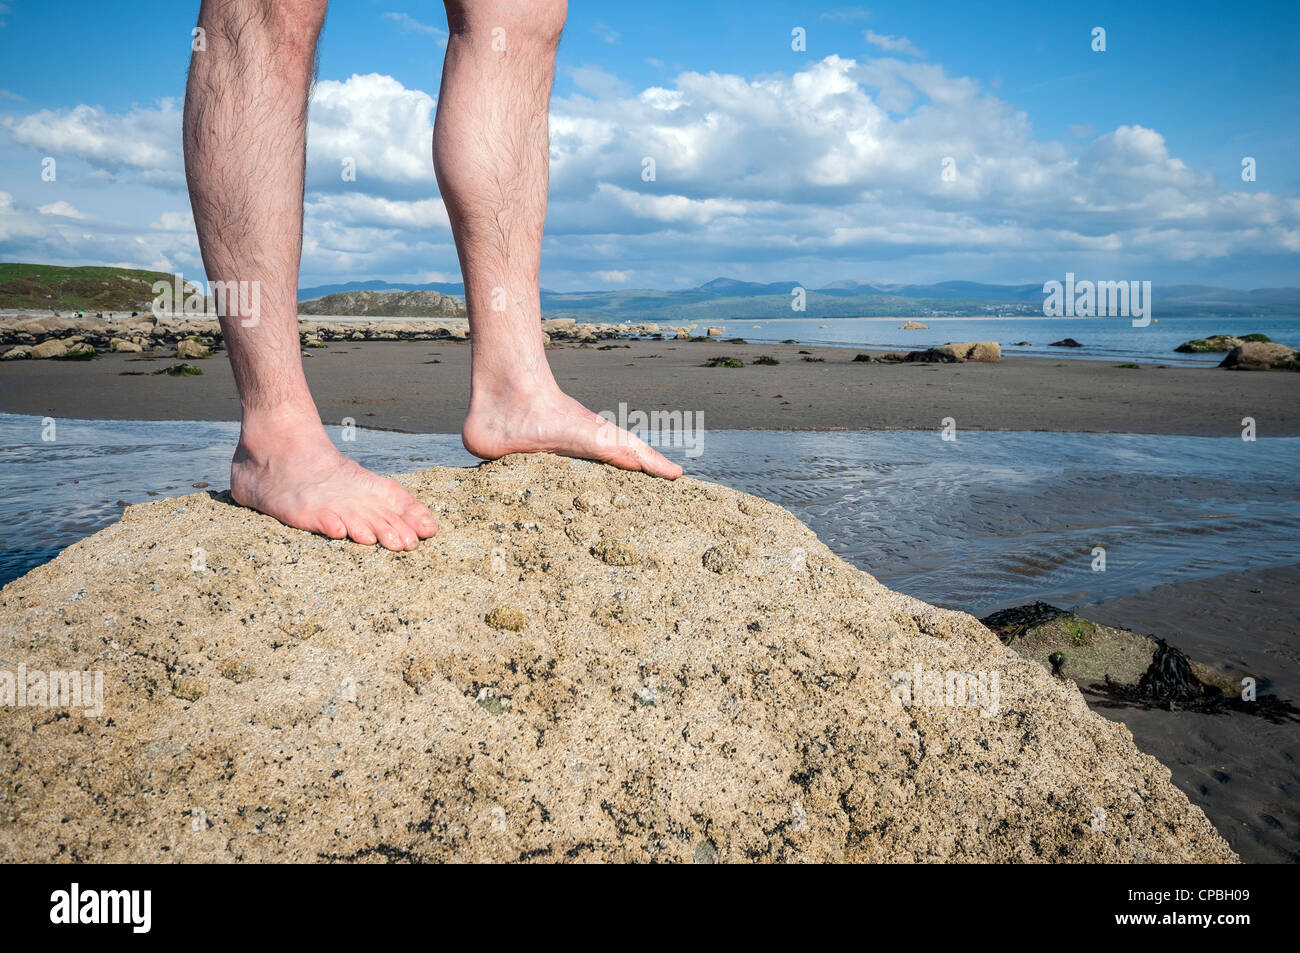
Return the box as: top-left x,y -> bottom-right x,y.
401,500 -> 439,539
315,510 -> 349,540
345,514 -> 380,547
615,427 -> 683,480
637,446 -> 683,479
385,482 -> 438,538
372,514 -> 414,552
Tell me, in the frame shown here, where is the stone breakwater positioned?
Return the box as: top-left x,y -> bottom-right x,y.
0,313 -> 697,358
0,454 -> 1234,863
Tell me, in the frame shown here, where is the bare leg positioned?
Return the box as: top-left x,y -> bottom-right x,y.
184,0 -> 437,550
436,0 -> 682,479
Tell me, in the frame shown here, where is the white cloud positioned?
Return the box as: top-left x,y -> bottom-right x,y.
1,55 -> 1295,288
5,99 -> 182,176
305,192 -> 449,229
863,30 -> 921,56
596,184 -> 747,225
38,201 -> 85,219
306,73 -> 437,189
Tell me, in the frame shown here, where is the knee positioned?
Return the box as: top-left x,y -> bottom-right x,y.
445,0 -> 566,46
205,0 -> 328,48
268,0 -> 329,43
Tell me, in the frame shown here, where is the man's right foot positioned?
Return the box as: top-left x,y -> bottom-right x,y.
230,416 -> 437,551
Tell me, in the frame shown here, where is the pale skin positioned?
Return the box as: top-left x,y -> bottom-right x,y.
183,0 -> 681,552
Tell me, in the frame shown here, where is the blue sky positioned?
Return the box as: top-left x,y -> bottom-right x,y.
1,0 -> 1297,289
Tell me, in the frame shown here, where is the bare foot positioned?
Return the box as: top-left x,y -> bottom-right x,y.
462,383 -> 684,479
230,415 -> 438,550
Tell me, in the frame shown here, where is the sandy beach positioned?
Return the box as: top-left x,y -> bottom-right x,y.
1,338 -> 1296,436
1079,564 -> 1300,864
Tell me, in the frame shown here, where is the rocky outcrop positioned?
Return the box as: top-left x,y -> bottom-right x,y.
0,455 -> 1234,863
904,342 -> 1001,364
0,312 -> 693,353
1218,341 -> 1298,371
1050,338 -> 1083,348
298,289 -> 467,318
899,320 -> 928,329
1176,334 -> 1244,353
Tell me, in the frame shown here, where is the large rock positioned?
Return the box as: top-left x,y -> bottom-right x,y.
1,345 -> 32,360
0,455 -> 1234,863
29,339 -> 68,360
904,342 -> 1001,364
176,338 -> 212,360
1218,341 -> 1298,371
1176,334 -> 1243,354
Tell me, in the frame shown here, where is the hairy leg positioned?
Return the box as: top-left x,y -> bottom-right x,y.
435,0 -> 682,479
184,0 -> 437,549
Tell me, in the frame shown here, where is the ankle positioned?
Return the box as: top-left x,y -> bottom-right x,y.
237,405 -> 327,460
470,364 -> 559,407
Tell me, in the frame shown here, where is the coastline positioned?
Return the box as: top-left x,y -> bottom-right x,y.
1,338 -> 1295,436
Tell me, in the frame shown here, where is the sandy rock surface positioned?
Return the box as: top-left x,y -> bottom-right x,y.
0,455 -> 1234,863
1219,341 -> 1298,371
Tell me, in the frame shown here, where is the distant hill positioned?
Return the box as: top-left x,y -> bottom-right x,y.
298,289 -> 466,317
298,275 -> 1299,320
298,279 -> 466,299
0,263 -> 199,312
7,265 -> 1297,320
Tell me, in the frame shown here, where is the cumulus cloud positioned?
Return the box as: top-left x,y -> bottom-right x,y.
6,99 -> 182,177
1,54 -> 1295,288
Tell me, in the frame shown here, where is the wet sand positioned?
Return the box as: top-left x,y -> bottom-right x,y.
1079,564 -> 1300,864
0,338 -> 1296,436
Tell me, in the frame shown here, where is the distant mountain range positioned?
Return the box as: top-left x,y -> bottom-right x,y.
298,277 -> 1300,319
2,265 -> 1293,320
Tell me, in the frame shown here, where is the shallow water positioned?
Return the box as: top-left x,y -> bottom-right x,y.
674,314 -> 1300,365
1,413 -> 1297,614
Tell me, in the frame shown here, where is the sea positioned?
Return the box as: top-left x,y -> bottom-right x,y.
642,315 -> 1300,365
2,414 -> 1296,615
